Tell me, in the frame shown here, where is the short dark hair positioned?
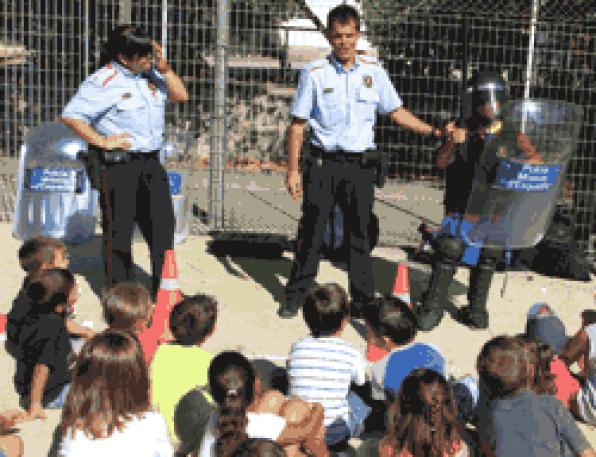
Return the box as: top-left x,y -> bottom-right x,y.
231,438 -> 285,457
367,296 -> 417,346
26,268 -> 75,315
477,335 -> 534,399
327,4 -> 360,31
18,236 -> 66,273
302,283 -> 349,337
169,294 -> 218,346
102,282 -> 151,331
103,25 -> 153,64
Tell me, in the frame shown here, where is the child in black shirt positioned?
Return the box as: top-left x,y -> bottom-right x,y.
14,268 -> 77,419
6,237 -> 92,358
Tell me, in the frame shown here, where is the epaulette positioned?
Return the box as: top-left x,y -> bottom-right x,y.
90,63 -> 119,87
358,55 -> 379,66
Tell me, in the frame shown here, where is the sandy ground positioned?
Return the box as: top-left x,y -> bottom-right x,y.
0,222 -> 594,456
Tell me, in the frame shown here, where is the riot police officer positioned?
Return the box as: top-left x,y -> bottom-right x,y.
415,71 -> 509,331
280,4 -> 445,318
61,26 -> 189,295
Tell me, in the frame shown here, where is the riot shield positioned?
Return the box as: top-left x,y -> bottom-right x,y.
464,100 -> 583,249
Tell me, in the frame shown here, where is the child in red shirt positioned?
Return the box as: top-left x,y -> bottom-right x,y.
525,302 -> 580,407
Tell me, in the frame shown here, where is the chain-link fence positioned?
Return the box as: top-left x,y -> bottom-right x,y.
0,0 -> 594,260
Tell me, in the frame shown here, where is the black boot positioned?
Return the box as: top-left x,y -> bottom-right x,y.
415,235 -> 464,331
278,295 -> 303,319
459,247 -> 500,329
416,263 -> 455,331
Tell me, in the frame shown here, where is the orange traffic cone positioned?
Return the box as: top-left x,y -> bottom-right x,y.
153,249 -> 183,343
366,340 -> 388,363
0,313 -> 6,339
392,262 -> 411,306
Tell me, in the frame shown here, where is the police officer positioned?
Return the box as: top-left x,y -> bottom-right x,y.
61,25 -> 188,295
415,71 -> 509,331
280,4 -> 445,318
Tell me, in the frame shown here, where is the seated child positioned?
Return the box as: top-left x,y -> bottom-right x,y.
477,335 -> 595,457
367,297 -> 445,401
378,368 -> 469,457
151,294 -> 218,443
0,410 -> 25,457
13,269 -> 76,419
102,281 -> 161,363
6,237 -> 93,358
287,283 -> 368,447
249,359 -> 327,457
562,320 -> 596,426
200,351 -> 328,457
59,330 -> 173,455
525,302 -> 582,408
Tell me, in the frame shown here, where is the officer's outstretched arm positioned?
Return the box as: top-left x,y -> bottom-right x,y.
60,117 -> 132,151
286,117 -> 308,201
389,107 -> 443,139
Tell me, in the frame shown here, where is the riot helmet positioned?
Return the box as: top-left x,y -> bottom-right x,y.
463,71 -> 509,128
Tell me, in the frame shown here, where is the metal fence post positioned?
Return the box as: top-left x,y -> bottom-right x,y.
118,0 -> 131,25
210,0 -> 229,230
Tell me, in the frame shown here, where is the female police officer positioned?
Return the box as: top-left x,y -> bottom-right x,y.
280,5 -> 445,318
61,26 -> 188,296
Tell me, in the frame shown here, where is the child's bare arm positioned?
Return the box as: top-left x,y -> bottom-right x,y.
278,399 -> 328,457
28,364 -> 49,419
561,329 -> 588,369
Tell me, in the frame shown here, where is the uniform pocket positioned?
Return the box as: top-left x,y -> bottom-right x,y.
115,98 -> 145,120
357,87 -> 379,120
116,98 -> 144,111
321,93 -> 341,127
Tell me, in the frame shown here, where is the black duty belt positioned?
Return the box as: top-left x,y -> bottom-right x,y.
309,144 -> 374,165
98,149 -> 160,164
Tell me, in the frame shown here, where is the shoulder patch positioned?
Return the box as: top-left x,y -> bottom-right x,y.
101,69 -> 119,87
89,64 -> 119,86
358,56 -> 379,66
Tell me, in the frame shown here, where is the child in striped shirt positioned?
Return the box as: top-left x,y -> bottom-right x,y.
287,283 -> 368,448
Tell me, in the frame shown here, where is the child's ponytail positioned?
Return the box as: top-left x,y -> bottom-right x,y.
209,351 -> 255,457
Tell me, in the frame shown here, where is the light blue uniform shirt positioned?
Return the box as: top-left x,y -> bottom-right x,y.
62,61 -> 168,152
291,53 -> 403,153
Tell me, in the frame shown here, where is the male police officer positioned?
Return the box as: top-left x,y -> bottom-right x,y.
61,26 -> 188,296
280,5 -> 445,318
415,72 -> 509,331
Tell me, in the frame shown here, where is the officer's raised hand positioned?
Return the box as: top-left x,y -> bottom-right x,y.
151,40 -> 171,74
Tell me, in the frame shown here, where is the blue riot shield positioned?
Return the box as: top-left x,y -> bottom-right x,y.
464,100 -> 583,249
